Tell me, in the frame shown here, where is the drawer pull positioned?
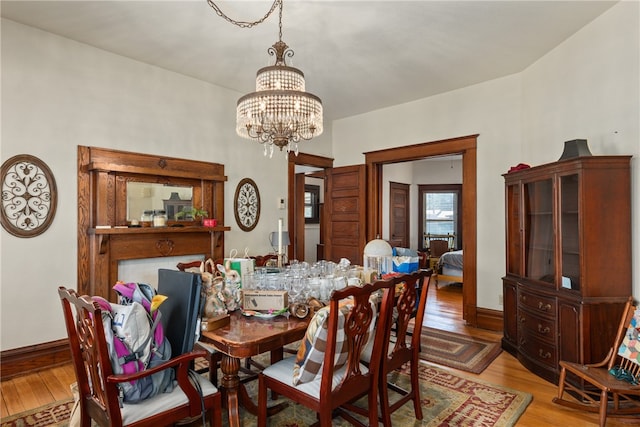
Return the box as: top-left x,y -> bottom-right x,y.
537,324 -> 550,334
518,315 -> 526,323
519,338 -> 527,346
520,295 -> 527,302
538,349 -> 551,359
537,302 -> 552,312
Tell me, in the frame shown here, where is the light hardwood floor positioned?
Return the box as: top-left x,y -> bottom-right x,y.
1,282 -> 637,425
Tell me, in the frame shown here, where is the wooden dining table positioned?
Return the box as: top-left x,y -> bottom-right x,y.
199,310 -> 310,427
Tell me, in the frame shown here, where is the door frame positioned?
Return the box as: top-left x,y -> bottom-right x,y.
288,153 -> 334,262
364,134 -> 479,326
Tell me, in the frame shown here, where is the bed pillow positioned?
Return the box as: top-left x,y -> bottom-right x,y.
292,296 -> 378,385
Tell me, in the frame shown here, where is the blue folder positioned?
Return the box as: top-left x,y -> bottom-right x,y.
157,268 -> 202,357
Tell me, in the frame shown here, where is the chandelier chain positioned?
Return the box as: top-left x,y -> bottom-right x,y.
206,0 -> 281,30
278,0 -> 283,41
207,0 -> 323,156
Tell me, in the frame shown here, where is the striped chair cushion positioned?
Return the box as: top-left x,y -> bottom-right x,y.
293,296 -> 378,385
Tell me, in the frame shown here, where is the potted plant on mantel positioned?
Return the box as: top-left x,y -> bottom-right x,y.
174,207 -> 209,225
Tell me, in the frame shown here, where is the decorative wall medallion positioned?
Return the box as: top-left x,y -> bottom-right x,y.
234,178 -> 260,232
1,154 -> 58,237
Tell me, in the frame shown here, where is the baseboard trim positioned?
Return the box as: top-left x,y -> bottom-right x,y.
1,339 -> 71,381
476,307 -> 503,332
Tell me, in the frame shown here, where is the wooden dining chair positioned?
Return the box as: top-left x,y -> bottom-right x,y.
344,269 -> 432,426
58,287 -> 222,427
380,269 -> 432,425
553,296 -> 640,426
257,279 -> 396,427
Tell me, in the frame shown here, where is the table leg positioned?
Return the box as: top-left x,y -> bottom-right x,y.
219,353 -> 288,426
220,355 -> 241,427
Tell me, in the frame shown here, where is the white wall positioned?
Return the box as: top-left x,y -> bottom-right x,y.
1,1 -> 638,352
332,1 -> 640,310
0,19 -> 332,351
334,75 -> 523,311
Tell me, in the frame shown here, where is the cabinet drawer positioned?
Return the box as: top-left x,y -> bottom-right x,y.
519,331 -> 557,368
518,291 -> 556,316
518,310 -> 556,343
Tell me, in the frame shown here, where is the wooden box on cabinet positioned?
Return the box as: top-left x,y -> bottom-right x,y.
502,155 -> 631,384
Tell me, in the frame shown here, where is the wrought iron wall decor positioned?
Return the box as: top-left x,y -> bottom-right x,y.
1,154 -> 58,237
234,178 -> 261,231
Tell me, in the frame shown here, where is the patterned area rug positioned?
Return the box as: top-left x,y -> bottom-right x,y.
420,327 -> 503,374
0,399 -> 73,427
0,361 -> 531,427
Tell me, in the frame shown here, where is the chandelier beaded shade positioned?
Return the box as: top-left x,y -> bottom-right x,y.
207,0 -> 323,157
236,39 -> 323,157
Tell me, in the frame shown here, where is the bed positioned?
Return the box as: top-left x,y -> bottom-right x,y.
436,249 -> 463,288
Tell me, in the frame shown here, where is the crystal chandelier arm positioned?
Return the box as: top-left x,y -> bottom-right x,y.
206,0 -> 281,29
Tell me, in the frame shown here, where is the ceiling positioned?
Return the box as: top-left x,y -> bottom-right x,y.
1,0 -> 617,121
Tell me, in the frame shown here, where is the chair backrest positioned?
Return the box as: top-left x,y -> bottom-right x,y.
58,287 -> 123,426
429,239 -> 449,258
381,270 -> 432,373
319,278 -> 396,405
608,297 -> 640,376
250,254 -> 278,267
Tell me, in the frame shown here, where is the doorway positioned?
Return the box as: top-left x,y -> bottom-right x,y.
287,134 -> 480,327
365,134 -> 478,326
287,153 -> 334,262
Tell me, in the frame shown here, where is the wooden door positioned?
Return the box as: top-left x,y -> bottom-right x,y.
389,182 -> 409,247
324,165 -> 366,264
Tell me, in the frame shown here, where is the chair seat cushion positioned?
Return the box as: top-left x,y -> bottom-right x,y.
293,296 -> 378,385
120,372 -> 218,425
264,356 -> 368,398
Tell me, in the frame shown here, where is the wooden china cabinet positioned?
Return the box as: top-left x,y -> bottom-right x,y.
77,146 -> 230,302
502,155 -> 631,384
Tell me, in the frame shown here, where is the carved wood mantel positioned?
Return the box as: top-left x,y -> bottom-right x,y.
78,146 -> 229,301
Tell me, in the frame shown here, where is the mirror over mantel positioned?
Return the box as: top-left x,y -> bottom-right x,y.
77,146 -> 229,300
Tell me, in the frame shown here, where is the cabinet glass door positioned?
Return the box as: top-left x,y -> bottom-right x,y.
560,174 -> 580,291
523,178 -> 554,283
506,183 -> 521,276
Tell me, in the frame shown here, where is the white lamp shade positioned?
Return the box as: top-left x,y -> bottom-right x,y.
363,238 -> 393,275
269,231 -> 291,247
363,239 -> 392,257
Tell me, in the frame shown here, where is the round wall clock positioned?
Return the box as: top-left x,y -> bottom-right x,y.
1,154 -> 58,238
234,178 -> 260,232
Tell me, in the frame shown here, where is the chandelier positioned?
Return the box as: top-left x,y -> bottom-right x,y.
207,0 -> 323,158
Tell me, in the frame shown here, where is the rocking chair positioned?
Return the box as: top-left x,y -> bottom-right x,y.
553,296 -> 640,426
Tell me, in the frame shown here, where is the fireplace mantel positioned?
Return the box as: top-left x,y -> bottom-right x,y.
78,146 -> 228,301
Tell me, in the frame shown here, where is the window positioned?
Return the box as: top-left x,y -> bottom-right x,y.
304,184 -> 320,224
418,184 -> 462,250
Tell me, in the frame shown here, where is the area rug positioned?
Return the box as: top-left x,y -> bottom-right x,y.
0,399 -> 73,427
420,327 -> 502,374
0,361 -> 531,427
